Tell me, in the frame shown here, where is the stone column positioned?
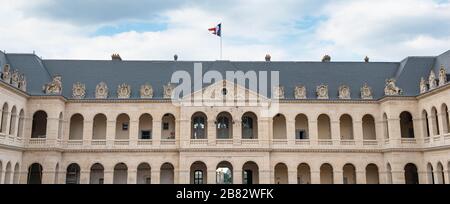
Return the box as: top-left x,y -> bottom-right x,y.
208,119 -> 216,146
308,119 -> 318,146
418,170 -> 427,184
0,167 -> 5,184
106,120 -> 116,147
444,168 -> 450,184
12,113 -> 19,137
331,120 -> 340,144
129,119 -> 139,147
437,112 -> 445,136
430,114 -> 439,136
152,120 -> 161,146
354,120 -> 364,146
83,120 -> 93,145
1,110 -> 10,135
233,119 -> 242,145
286,119 -> 295,145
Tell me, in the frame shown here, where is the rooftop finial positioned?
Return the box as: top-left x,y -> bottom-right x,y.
265,54 -> 271,62
111,53 -> 122,61
174,54 -> 178,61
365,56 -> 369,63
322,55 -> 331,62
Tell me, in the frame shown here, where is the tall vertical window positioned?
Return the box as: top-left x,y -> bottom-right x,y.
242,116 -> 253,139
217,116 -> 230,139
192,116 -> 206,139
194,170 -> 204,184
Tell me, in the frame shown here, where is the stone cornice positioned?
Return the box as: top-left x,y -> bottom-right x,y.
416,83 -> 450,99
0,80 -> 29,98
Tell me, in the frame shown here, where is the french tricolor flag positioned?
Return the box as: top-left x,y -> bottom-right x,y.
208,23 -> 222,37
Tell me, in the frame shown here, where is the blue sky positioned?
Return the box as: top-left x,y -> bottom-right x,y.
0,0 -> 449,61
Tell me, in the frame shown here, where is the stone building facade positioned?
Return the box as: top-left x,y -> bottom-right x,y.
0,50 -> 449,184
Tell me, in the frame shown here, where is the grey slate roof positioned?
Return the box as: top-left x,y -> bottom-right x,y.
0,50 -> 449,100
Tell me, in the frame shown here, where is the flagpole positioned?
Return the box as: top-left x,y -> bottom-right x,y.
220,23 -> 223,60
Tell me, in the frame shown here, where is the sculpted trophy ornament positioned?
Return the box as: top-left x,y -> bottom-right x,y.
439,65 -> 447,86
72,82 -> 86,99
19,74 -> 26,91
11,69 -> 20,87
164,83 -> 175,99
42,75 -> 62,94
384,78 -> 402,96
419,77 -> 428,94
95,82 -> 109,99
140,84 -> 153,99
428,70 -> 437,90
338,85 -> 351,99
294,85 -> 307,99
360,83 -> 373,99
316,84 -> 329,99
273,86 -> 285,99
1,64 -> 11,83
117,83 -> 131,99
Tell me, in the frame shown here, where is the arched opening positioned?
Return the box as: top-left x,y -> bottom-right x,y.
93,114 -> 107,140
400,112 -> 415,138
320,163 -> 334,184
13,163 -> 19,184
343,163 -> 356,184
404,163 -> 419,184
216,112 -> 232,139
0,161 -> 2,183
27,163 -> 43,184
161,114 -> 176,140
318,114 -> 331,139
297,163 -> 311,184
1,103 -> 8,134
427,163 -> 435,184
422,110 -> 430,138
113,163 -> 128,184
115,114 -> 130,140
431,107 -> 440,136
69,114 -> 84,140
242,161 -> 259,184
274,163 -> 288,184
17,110 -> 24,138
436,162 -> 445,184
137,163 -> 151,184
340,114 -> 354,140
362,114 -> 376,140
441,104 -> 449,134
191,112 -> 207,139
4,162 -> 12,184
242,112 -> 258,139
386,163 -> 393,184
273,114 -> 287,140
190,161 -> 207,184
89,163 -> 104,184
160,163 -> 175,184
57,112 -> 63,139
216,161 -> 233,184
31,111 -> 47,138
9,106 -> 17,136
66,163 -> 81,184
295,114 -> 309,140
383,113 -> 389,139
139,114 -> 153,140
366,164 -> 380,184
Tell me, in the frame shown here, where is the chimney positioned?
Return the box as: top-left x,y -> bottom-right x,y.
174,54 -> 178,61
111,53 -> 122,61
265,54 -> 271,62
322,55 -> 331,62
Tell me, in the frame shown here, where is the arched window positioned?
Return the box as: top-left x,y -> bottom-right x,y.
160,163 -> 175,184
386,163 -> 393,184
422,110 -> 430,138
66,163 -> 81,184
318,114 -> 331,140
1,103 -> 9,134
362,115 -> 376,140
400,112 -> 415,138
404,163 -> 419,184
431,107 -> 440,136
90,163 -> 104,184
295,114 -> 309,140
13,163 -> 20,184
343,163 -> 356,184
137,163 -> 151,184
113,163 -> 128,184
320,163 -> 334,184
0,161 -> 2,184
27,163 -> 43,184
366,164 -> 379,184
93,114 -> 107,140
216,161 -> 233,184
17,110 -> 24,138
4,162 -> 12,184
297,163 -> 311,184
161,114 -> 176,140
190,161 -> 207,184
31,111 -> 47,138
216,112 -> 232,139
139,114 -> 153,140
274,163 -> 288,184
273,114 -> 287,139
383,113 -> 389,139
242,161 -> 259,184
69,114 -> 84,140
340,114 -> 354,140
437,162 -> 445,184
427,163 -> 435,184
441,104 -> 449,134
115,114 -> 130,140
191,112 -> 207,139
9,106 -> 17,136
242,112 -> 258,139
